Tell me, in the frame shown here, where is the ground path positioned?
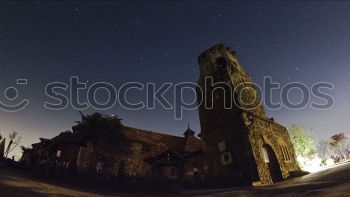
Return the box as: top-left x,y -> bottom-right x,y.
1,163 -> 350,197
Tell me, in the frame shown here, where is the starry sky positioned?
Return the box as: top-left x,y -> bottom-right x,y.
1,1 -> 350,159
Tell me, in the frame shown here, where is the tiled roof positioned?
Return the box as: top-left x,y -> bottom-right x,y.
31,126 -> 204,158
122,127 -> 203,155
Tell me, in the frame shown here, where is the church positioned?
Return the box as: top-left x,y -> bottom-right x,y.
26,44 -> 300,188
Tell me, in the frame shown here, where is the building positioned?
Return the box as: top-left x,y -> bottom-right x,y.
25,123 -> 204,186
25,44 -> 300,188
197,44 -> 300,186
75,125 -> 204,182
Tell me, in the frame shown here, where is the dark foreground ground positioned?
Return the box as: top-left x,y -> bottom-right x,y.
1,164 -> 350,197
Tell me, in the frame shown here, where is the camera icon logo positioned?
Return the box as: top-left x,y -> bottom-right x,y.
0,79 -> 30,112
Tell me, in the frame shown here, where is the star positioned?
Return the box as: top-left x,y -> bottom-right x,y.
213,13 -> 222,20
256,12 -> 262,18
135,56 -> 145,63
113,2 -> 119,7
135,19 -> 141,26
176,23 -> 182,30
73,8 -> 80,16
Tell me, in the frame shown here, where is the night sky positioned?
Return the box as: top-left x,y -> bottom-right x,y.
1,1 -> 350,159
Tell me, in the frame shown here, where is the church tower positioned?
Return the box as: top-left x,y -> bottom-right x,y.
197,44 -> 300,186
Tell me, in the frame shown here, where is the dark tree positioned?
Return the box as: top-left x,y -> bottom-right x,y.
5,131 -> 22,158
74,112 -> 129,153
329,133 -> 349,161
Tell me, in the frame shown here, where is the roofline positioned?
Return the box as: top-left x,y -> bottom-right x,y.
123,126 -> 185,140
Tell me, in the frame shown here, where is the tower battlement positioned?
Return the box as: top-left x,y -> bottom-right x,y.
198,44 -> 236,65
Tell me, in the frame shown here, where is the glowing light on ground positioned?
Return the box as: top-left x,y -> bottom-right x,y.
296,156 -> 333,173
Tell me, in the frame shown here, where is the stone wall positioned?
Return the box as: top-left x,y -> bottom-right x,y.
76,141 -> 151,177
124,142 -> 151,177
245,113 -> 300,184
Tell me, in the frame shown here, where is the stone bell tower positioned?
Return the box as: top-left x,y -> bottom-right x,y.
196,44 -> 261,186
197,44 -> 300,186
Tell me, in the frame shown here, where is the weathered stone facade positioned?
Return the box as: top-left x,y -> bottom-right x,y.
76,141 -> 151,177
69,126 -> 204,183
197,44 -> 300,186
27,124 -> 204,188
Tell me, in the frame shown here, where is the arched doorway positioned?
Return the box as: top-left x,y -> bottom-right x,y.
262,144 -> 283,182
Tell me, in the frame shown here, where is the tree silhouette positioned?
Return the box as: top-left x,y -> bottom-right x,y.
318,139 -> 332,161
5,131 -> 22,158
74,112 -> 129,153
329,133 -> 349,161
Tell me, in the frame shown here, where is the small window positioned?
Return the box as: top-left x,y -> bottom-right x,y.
216,57 -> 227,69
279,145 -> 286,160
286,148 -> 291,161
56,150 -> 61,158
220,152 -> 232,166
262,147 -> 269,163
224,154 -> 230,162
218,141 -> 226,152
284,146 -> 290,161
281,146 -> 291,161
171,167 -> 175,176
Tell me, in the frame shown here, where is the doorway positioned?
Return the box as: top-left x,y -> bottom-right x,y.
262,144 -> 283,182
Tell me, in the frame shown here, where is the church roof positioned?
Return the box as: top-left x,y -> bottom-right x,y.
122,126 -> 203,156
183,125 -> 195,137
30,125 -> 204,159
